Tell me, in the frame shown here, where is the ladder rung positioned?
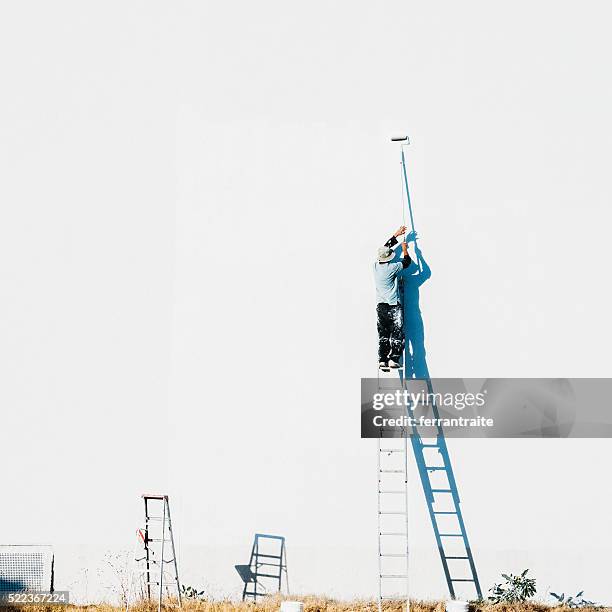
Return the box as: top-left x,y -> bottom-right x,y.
379,532 -> 407,536
146,517 -> 165,521
380,574 -> 408,578
444,556 -> 469,560
431,489 -> 452,493
426,467 -> 447,471
433,511 -> 457,515
420,443 -> 440,448
254,553 -> 282,559
451,578 -> 476,582
379,511 -> 406,515
439,533 -> 463,537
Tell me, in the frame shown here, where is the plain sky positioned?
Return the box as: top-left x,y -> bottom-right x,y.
1,0 -> 611,605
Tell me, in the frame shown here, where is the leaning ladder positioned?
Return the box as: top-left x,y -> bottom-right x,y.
409,381 -> 482,599
128,494 -> 182,612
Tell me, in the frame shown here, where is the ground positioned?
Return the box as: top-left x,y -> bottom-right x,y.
2,596 -> 609,612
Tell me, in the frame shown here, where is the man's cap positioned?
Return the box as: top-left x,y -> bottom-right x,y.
377,246 -> 395,263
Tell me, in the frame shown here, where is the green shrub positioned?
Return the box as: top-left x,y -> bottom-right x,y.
488,569 -> 536,603
550,590 -> 597,608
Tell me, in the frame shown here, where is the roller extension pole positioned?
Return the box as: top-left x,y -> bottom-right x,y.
390,135 -> 483,602
400,147 -> 416,235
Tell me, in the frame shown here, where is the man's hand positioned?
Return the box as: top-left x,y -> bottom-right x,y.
393,225 -> 407,238
401,241 -> 408,254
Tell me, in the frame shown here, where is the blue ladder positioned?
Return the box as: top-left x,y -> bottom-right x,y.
408,380 -> 482,599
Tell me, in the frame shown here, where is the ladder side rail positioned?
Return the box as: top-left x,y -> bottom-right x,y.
282,539 -> 290,595
165,497 -> 182,606
253,536 -> 260,601
144,498 -> 152,601
402,435 -> 409,612
376,438 -> 383,612
158,499 -> 167,612
277,539 -> 282,593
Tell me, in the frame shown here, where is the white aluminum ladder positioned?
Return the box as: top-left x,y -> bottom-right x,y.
127,494 -> 182,612
376,370 -> 410,612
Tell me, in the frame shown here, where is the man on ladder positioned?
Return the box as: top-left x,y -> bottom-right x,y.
374,225 -> 415,371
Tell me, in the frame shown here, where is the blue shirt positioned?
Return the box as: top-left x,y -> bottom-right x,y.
374,261 -> 404,305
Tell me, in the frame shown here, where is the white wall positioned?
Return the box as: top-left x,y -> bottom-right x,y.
0,0 -> 611,605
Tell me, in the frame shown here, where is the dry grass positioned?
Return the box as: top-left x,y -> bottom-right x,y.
3,596 -> 608,612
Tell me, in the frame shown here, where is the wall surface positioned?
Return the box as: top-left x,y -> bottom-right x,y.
1,0 -> 611,605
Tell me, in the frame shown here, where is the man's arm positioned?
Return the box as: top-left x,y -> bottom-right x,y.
384,225 -> 407,248
399,229 -> 419,269
401,241 -> 412,269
